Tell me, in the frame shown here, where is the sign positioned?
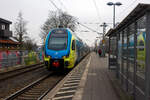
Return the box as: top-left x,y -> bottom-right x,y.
102,40 -> 105,44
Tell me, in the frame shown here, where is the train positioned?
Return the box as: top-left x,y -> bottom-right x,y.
44,28 -> 89,71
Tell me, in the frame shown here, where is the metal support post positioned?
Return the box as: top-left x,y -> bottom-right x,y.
126,27 -> 130,92
108,37 -> 111,69
133,21 -> 137,100
113,5 -> 115,28
116,33 -> 119,78
145,11 -> 150,100
121,31 -> 124,84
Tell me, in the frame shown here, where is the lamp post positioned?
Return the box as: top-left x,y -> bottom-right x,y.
107,2 -> 122,28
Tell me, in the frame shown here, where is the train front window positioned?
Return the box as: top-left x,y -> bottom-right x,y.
48,29 -> 68,50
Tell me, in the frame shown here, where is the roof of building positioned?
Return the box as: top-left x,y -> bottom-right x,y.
105,29 -> 114,37
9,37 -> 19,43
106,3 -> 150,37
0,18 -> 12,24
0,39 -> 20,45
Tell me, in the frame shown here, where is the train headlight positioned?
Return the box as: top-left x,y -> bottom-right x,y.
45,54 -> 51,58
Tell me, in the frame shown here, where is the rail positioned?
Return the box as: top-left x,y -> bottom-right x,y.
4,73 -> 64,100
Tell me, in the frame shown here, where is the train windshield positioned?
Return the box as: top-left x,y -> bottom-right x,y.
48,29 -> 68,50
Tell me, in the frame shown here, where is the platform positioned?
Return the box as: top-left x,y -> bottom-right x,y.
42,52 -> 120,100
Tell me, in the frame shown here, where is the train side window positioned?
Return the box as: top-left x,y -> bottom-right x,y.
72,40 -> 75,50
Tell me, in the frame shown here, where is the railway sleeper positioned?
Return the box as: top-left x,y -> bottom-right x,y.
66,80 -> 80,82
18,94 -> 41,98
16,96 -> 39,100
27,90 -> 45,94
21,92 -> 43,97
59,87 -> 77,92
65,81 -> 80,84
62,84 -> 79,87
29,86 -> 49,90
70,74 -> 82,77
24,92 -> 43,95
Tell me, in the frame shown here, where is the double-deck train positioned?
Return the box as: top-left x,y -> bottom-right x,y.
44,28 -> 89,71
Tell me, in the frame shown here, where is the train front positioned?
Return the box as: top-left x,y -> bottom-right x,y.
44,28 -> 72,70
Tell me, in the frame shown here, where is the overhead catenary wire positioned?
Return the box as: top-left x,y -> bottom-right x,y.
119,0 -> 138,14
116,0 -> 138,21
77,22 -> 102,34
92,0 -> 101,22
49,0 -> 60,11
49,0 -> 100,34
58,0 -> 68,12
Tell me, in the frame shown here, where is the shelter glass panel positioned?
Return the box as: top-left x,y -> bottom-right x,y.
118,32 -> 122,72
110,37 -> 117,57
109,36 -> 117,69
128,23 -> 135,82
123,28 -> 127,75
136,16 -> 146,78
136,15 -> 146,92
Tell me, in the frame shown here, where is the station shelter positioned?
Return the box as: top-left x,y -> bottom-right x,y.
106,4 -> 150,100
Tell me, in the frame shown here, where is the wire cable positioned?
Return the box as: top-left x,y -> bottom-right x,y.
116,0 -> 138,21
49,0 -> 101,35
77,22 -> 102,34
92,0 -> 101,22
49,0 -> 60,11
58,0 -> 68,12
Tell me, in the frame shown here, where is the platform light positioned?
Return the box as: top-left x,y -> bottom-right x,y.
107,2 -> 122,28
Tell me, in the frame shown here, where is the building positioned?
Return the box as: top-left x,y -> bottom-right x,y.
0,18 -> 20,50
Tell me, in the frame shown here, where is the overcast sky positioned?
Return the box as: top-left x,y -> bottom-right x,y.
1,0 -> 150,46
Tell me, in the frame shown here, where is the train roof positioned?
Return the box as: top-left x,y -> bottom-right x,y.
53,28 -> 83,41
48,28 -> 88,46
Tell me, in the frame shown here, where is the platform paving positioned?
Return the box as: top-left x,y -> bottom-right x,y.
73,52 -> 119,100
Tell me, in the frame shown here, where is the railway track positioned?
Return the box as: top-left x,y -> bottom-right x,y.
4,72 -> 64,100
0,63 -> 49,99
1,55 -> 89,100
0,63 -> 44,81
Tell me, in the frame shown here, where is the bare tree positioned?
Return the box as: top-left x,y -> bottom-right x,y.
23,37 -> 37,51
14,11 -> 28,46
40,11 -> 77,43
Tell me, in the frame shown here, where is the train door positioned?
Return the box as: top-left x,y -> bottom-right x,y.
71,39 -> 76,65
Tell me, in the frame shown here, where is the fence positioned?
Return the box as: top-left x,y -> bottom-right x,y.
0,51 -> 44,69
